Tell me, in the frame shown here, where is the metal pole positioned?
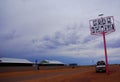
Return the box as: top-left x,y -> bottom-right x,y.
102,32 -> 109,75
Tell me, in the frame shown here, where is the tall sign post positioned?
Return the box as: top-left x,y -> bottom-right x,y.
89,16 -> 115,75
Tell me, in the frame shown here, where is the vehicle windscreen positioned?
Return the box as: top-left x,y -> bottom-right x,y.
97,61 -> 105,65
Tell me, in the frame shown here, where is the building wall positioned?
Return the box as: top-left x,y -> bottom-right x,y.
39,64 -> 65,66
0,63 -> 33,66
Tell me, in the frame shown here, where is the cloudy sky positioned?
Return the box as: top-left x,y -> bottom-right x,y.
0,0 -> 120,65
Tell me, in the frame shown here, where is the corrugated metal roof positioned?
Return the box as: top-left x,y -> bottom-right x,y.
40,60 -> 64,64
0,57 -> 33,63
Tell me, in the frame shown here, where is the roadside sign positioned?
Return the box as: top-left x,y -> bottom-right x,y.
89,16 -> 115,75
89,16 -> 115,35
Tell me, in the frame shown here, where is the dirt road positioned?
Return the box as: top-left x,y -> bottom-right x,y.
0,67 -> 93,82
0,65 -> 120,82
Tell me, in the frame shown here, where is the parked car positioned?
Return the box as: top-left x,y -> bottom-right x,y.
96,60 -> 106,73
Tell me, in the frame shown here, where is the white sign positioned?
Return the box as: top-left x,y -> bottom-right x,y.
89,16 -> 115,35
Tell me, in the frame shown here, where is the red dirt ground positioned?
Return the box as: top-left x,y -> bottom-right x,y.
0,65 -> 120,82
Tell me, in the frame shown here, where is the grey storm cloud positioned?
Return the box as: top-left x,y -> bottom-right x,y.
31,20 -> 120,56
0,30 -> 21,42
32,25 -> 94,52
0,0 -> 120,64
97,38 -> 120,48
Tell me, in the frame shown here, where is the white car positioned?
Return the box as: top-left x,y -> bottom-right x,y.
96,61 -> 106,73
